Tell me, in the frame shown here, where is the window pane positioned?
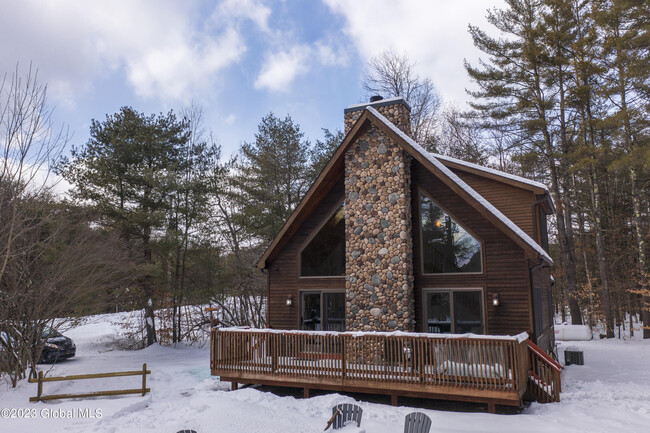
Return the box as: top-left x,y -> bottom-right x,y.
426,292 -> 451,333
300,204 -> 345,276
301,293 -> 321,330
420,193 -> 482,273
453,291 -> 483,334
323,292 -> 345,332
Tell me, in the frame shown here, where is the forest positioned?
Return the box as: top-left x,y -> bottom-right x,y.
0,0 -> 648,385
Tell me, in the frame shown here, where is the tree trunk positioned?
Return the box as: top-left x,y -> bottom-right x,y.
547,158 -> 582,324
630,169 -> 650,338
143,224 -> 157,347
590,170 -> 615,338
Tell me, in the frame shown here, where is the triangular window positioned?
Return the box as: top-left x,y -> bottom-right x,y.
300,203 -> 345,276
420,191 -> 482,274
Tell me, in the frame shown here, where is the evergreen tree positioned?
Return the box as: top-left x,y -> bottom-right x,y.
61,107 -> 189,346
465,0 -> 584,325
234,113 -> 312,243
308,128 -> 344,182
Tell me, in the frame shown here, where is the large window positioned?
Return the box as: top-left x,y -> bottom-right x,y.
300,203 -> 345,277
300,291 -> 345,331
424,289 -> 484,334
420,191 -> 482,274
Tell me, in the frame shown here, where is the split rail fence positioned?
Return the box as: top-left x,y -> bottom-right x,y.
29,363 -> 151,402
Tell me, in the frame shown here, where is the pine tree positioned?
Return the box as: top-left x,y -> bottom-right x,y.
61,107 -> 189,346
234,113 -> 312,243
465,0 -> 583,324
594,0 -> 650,336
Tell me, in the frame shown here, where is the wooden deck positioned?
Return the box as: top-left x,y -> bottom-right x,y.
210,328 -> 560,411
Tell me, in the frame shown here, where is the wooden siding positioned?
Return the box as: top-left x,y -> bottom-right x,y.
268,176 -> 346,330
412,161 -> 533,338
267,161 -> 549,340
451,169 -> 537,239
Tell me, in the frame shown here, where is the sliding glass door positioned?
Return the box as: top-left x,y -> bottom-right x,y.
300,291 -> 345,331
424,289 -> 484,334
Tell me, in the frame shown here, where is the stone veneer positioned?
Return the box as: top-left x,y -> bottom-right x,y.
344,98 -> 414,332
344,98 -> 412,136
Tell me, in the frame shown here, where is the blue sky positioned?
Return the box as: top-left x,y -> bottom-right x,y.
1,0 -> 503,161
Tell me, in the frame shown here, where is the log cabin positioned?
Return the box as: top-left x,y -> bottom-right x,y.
211,97 -> 561,411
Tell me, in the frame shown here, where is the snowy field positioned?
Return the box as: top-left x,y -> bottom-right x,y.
1,312 -> 650,433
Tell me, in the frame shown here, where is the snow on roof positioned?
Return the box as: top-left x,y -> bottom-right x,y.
366,106 -> 553,265
432,153 -> 549,192
219,327 -> 529,343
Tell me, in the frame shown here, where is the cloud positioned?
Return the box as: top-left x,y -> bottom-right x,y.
254,45 -> 311,92
322,0 -> 505,104
225,114 -> 237,125
216,0 -> 272,33
254,39 -> 348,92
0,0 -> 271,105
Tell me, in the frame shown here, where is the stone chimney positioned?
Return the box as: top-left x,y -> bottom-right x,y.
343,96 -> 414,332
343,96 -> 411,137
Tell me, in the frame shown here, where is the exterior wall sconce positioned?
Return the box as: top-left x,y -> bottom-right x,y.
492,293 -> 500,307
286,295 -> 294,307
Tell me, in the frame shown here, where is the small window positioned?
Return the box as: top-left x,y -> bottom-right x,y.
300,203 -> 345,277
425,289 -> 484,334
420,191 -> 482,274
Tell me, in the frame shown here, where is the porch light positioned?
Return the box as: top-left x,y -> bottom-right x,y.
286,295 -> 294,307
492,293 -> 500,307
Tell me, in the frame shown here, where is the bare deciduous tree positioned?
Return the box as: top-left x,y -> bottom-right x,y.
362,50 -> 441,145
0,66 -> 132,386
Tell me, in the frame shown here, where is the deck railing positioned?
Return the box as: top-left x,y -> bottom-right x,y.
211,328 -> 534,407
526,340 -> 562,402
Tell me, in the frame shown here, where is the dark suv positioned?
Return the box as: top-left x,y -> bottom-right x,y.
39,327 -> 76,363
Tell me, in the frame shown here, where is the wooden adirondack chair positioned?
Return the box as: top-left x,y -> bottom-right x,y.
404,412 -> 432,433
331,403 -> 363,429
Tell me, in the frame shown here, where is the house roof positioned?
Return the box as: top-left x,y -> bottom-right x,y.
366,106 -> 552,264
431,153 -> 549,193
256,106 -> 553,269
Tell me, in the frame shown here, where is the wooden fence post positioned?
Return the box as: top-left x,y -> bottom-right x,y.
142,363 -> 147,396
37,371 -> 43,402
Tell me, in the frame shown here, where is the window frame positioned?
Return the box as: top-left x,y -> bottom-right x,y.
422,287 -> 486,334
418,187 -> 485,276
297,199 -> 346,279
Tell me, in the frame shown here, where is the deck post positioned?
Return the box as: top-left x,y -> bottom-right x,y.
487,402 -> 496,413
271,335 -> 278,373
231,381 -> 238,391
303,388 -> 310,399
390,394 -> 398,406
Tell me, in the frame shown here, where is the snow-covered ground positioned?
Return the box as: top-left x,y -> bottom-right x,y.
1,312 -> 650,433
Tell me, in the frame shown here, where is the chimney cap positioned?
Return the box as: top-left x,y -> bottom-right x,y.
369,95 -> 383,102
344,96 -> 411,113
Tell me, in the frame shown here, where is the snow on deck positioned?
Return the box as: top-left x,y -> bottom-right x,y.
2,313 -> 650,433
219,327 -> 530,343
